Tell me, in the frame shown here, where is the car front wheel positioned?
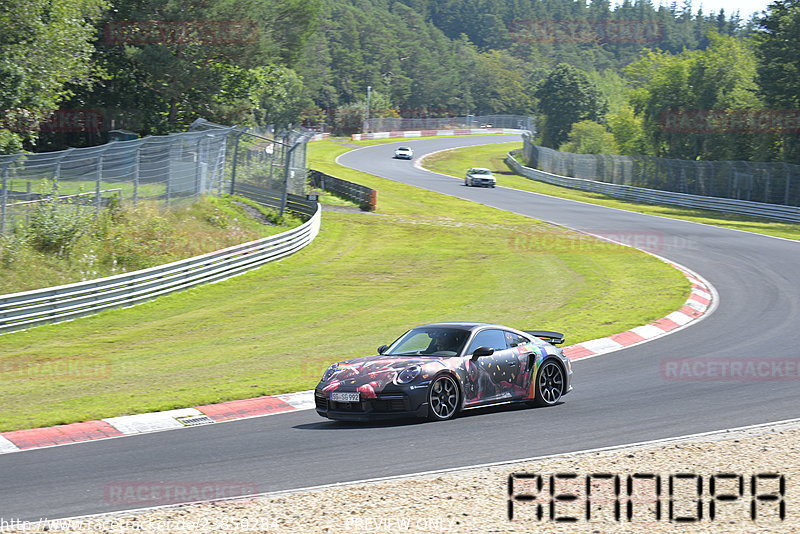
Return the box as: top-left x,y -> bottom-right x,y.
464,179 -> 470,186
532,360 -> 565,406
428,374 -> 460,420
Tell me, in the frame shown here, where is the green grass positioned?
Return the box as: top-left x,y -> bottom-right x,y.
317,193 -> 360,207
0,139 -> 688,432
8,178 -> 166,200
0,196 -> 298,294
422,142 -> 800,241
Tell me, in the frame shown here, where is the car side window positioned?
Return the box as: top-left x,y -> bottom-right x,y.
466,329 -> 508,354
504,331 -> 530,347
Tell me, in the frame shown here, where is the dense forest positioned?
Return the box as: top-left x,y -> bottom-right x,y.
1,0 -> 799,163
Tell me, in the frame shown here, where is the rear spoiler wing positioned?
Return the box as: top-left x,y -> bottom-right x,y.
524,330 -> 565,345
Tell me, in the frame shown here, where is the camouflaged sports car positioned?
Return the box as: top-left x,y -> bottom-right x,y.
314,322 -> 572,421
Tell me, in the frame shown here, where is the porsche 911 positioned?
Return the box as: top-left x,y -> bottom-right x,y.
315,322 -> 572,421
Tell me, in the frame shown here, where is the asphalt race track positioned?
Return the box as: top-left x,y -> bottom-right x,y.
2,136 -> 799,521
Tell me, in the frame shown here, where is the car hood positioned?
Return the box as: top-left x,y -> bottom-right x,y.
467,173 -> 495,179
319,354 -> 450,398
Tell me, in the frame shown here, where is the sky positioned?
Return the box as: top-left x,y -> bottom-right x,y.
691,0 -> 772,17
646,0 -> 774,19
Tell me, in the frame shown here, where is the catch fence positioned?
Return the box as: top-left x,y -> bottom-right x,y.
0,121 -> 313,233
0,128 -> 232,233
364,115 -> 534,134
524,137 -> 800,208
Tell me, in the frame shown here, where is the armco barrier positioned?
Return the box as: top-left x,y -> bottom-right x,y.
0,204 -> 321,334
308,169 -> 377,211
506,152 -> 800,223
233,182 -> 317,218
352,128 -> 526,141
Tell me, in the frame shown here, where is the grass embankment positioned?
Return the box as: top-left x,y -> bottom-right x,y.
7,179 -> 166,200
0,139 -> 688,432
422,141 -> 800,241
0,196 -> 299,294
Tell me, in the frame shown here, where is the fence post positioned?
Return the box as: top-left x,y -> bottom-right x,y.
133,142 -> 141,206
784,163 -> 791,206
195,136 -> 204,198
54,148 -> 73,193
0,160 -> 10,234
268,141 -> 278,188
280,142 -> 299,216
215,133 -> 226,197
95,147 -> 105,216
229,130 -> 244,195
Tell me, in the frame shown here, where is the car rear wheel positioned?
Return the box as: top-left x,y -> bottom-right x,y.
428,374 -> 459,420
532,360 -> 565,407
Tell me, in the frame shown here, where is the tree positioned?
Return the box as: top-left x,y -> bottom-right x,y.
211,64 -> 313,128
469,51 -> 532,115
333,104 -> 364,136
535,64 -> 607,148
625,49 -> 696,158
607,105 -> 649,155
333,89 -> 398,135
755,0 -> 800,162
73,0 -> 320,135
559,120 -> 620,154
689,32 -> 762,160
625,35 -> 762,160
0,0 -> 107,153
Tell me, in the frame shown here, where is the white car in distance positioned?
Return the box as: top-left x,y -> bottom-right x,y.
394,146 -> 413,160
465,167 -> 496,188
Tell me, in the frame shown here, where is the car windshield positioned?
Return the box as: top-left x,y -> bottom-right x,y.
471,169 -> 491,175
387,327 -> 469,357
397,147 -> 410,151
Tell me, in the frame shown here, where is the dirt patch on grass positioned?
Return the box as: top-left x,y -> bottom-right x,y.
233,201 -> 278,226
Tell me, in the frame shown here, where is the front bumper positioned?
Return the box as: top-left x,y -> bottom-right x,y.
469,178 -> 495,187
315,389 -> 429,421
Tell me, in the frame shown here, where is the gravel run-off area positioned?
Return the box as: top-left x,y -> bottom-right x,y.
4,419 -> 797,534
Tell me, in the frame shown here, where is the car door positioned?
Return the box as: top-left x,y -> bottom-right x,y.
462,328 -> 517,405
504,330 -> 538,399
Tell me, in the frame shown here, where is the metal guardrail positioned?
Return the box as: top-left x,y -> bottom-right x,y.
232,182 -> 317,218
506,152 -> 800,223
308,170 -> 377,211
523,138 -> 800,208
0,204 -> 321,333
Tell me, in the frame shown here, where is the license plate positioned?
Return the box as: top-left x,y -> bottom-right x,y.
331,392 -> 360,402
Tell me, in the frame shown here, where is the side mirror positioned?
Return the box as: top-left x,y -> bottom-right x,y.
471,346 -> 494,360
377,344 -> 389,354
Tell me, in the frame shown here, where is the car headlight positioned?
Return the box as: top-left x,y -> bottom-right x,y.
322,363 -> 339,381
395,365 -> 421,384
